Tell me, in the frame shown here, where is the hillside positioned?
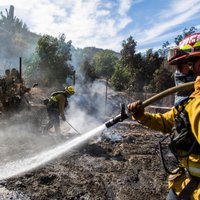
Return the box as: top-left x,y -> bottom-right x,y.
0,6 -> 120,77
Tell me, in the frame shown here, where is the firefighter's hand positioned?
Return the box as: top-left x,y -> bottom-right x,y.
62,115 -> 66,121
127,100 -> 144,119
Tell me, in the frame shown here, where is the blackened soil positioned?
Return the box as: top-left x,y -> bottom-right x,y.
1,121 -> 169,200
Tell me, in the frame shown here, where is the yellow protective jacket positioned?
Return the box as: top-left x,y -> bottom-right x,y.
50,93 -> 67,119
133,76 -> 200,199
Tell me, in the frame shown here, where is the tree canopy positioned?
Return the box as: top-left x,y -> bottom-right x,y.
25,34 -> 73,86
0,5 -> 197,94
174,27 -> 197,45
92,50 -> 118,78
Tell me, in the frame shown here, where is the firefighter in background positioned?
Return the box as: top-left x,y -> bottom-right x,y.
3,69 -> 14,92
128,33 -> 200,200
43,86 -> 75,135
11,68 -> 22,83
1,69 -> 15,111
4,69 -> 13,85
0,67 -> 32,114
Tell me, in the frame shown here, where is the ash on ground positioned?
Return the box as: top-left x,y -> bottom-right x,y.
0,83 -> 173,200
0,121 -> 169,200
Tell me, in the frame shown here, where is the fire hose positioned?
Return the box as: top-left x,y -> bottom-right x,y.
105,81 -> 194,128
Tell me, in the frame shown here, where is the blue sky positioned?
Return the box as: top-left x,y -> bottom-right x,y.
0,0 -> 200,53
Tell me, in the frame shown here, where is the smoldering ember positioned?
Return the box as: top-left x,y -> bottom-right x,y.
0,77 -> 175,200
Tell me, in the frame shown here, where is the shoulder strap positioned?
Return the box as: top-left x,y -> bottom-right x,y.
51,91 -> 65,97
175,96 -> 189,112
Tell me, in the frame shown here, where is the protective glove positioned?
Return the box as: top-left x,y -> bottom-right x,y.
127,100 -> 145,119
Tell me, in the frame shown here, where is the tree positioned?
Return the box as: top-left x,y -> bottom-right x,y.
0,5 -> 28,34
92,49 -> 118,78
120,36 -> 137,72
25,34 -> 73,86
145,49 -> 164,79
111,63 -> 130,91
144,68 -> 174,92
79,60 -> 96,84
158,41 -> 170,58
116,36 -> 143,91
174,27 -> 197,45
0,5 -> 38,61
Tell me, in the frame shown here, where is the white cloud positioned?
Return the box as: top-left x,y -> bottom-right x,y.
1,0 -> 200,52
135,0 -> 200,49
160,0 -> 200,19
118,0 -> 132,16
0,0 -> 133,51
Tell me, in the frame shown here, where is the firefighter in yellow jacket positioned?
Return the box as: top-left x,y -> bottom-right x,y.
43,86 -> 75,135
128,33 -> 200,200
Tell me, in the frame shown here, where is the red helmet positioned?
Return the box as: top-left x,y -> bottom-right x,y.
168,33 -> 200,65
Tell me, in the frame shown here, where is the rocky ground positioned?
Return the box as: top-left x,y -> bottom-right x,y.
0,84 -> 173,200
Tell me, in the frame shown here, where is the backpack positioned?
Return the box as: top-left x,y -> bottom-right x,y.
159,97 -> 200,174
169,98 -> 200,157
44,91 -> 68,108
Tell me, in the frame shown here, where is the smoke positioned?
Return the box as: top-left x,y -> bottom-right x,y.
0,79 -> 107,160
0,5 -> 37,76
0,109 -> 59,163
0,35 -> 36,77
64,79 -> 129,135
0,65 -> 131,182
0,20 -> 129,177
62,80 -> 106,134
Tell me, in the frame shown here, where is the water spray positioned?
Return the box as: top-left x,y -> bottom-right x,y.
105,81 -> 194,128
0,125 -> 105,180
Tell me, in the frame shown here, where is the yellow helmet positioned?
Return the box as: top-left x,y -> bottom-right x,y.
64,86 -> 75,95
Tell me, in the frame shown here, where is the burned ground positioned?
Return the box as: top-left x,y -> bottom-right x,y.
0,84 -> 172,200
0,122 -> 169,200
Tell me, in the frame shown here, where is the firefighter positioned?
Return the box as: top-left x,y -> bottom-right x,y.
4,69 -> 12,82
3,69 -> 14,92
128,33 -> 200,200
11,68 -> 21,83
1,69 -> 15,111
43,86 -> 75,135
